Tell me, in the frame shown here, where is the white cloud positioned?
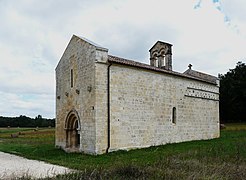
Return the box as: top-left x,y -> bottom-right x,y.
0,92 -> 54,118
0,0 -> 245,118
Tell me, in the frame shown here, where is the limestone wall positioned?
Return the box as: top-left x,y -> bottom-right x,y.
108,64 -> 220,151
55,35 -> 98,154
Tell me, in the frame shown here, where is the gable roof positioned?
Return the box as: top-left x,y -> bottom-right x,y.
149,41 -> 172,52
75,35 -> 108,52
108,55 -> 218,85
56,35 -> 108,70
183,68 -> 218,84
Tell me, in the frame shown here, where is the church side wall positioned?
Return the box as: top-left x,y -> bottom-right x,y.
109,64 -> 220,151
56,36 -> 97,154
94,62 -> 109,154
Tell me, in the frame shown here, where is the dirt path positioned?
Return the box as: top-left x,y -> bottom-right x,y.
0,151 -> 72,179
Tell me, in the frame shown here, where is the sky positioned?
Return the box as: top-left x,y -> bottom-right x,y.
0,0 -> 245,118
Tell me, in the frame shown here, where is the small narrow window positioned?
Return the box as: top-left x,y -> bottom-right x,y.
71,69 -> 73,88
172,107 -> 176,124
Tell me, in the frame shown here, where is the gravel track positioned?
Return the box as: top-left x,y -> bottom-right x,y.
0,151 -> 72,179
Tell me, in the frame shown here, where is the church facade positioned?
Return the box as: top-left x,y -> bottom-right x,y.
55,35 -> 220,154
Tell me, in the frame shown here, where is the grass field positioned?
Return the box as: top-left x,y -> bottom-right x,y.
0,124 -> 246,179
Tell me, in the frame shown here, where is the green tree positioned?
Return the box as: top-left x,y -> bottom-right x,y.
219,61 -> 246,123
0,115 -> 55,127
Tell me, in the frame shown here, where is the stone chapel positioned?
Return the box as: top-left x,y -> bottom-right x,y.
55,35 -> 220,154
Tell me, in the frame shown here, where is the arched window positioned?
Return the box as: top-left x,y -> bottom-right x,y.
153,54 -> 158,67
172,107 -> 177,124
71,69 -> 73,88
159,49 -> 166,68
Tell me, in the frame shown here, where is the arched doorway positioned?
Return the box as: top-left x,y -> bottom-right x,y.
65,109 -> 81,152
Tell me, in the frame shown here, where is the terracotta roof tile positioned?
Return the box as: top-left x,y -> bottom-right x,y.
108,55 -> 217,85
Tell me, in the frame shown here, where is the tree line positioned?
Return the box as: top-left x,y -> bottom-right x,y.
0,115 -> 55,127
219,61 -> 246,123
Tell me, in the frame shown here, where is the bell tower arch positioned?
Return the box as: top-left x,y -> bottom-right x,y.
149,41 -> 172,70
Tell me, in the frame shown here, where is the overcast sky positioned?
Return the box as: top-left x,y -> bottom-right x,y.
0,0 -> 245,118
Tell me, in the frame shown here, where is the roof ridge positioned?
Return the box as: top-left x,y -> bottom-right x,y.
108,55 -> 217,85
74,35 -> 108,51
